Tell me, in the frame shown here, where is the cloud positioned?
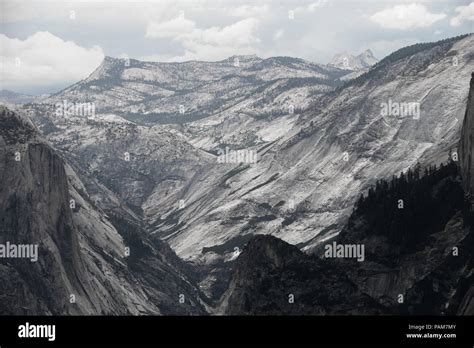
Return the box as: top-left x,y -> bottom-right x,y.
450,2 -> 474,27
0,32 -> 104,91
1,0 -> 178,27
1,0 -> 471,93
189,18 -> 260,47
231,4 -> 269,18
273,29 -> 285,41
146,16 -> 196,39
308,0 -> 330,12
145,16 -> 260,61
294,0 -> 329,14
369,3 -> 446,30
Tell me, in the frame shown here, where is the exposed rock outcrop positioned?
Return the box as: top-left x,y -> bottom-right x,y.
222,71 -> 474,314
25,35 -> 474,264
0,106 -> 207,314
222,161 -> 473,315
220,235 -> 385,315
459,72 -> 474,203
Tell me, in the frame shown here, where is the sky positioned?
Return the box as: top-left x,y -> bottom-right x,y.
1,0 -> 473,94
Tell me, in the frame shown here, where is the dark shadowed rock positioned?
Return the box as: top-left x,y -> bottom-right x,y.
221,235 -> 385,315
459,72 -> 474,204
0,106 -> 207,315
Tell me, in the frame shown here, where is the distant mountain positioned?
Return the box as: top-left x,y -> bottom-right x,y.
35,54 -> 348,153
46,54 -> 346,124
0,89 -> 39,105
25,35 -> 474,268
142,34 -> 472,262
329,49 -> 378,71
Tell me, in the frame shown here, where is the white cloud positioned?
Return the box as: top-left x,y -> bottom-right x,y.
231,4 -> 269,18
369,3 -> 446,30
450,2 -> 474,27
1,0 -> 178,27
273,29 -> 285,41
146,16 -> 196,38
0,32 -> 104,90
145,16 -> 260,61
308,0 -> 329,12
295,0 -> 329,14
190,18 -> 260,47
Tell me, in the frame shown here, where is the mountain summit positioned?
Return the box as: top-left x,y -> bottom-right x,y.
329,49 -> 378,71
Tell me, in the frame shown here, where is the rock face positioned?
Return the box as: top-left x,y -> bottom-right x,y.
25,35 -> 474,266
223,160 -> 473,315
329,49 -> 378,71
459,72 -> 474,202
220,235 -> 385,315
0,106 -> 207,315
2,35 -> 473,316
41,55 -> 346,151
150,34 -> 473,260
456,71 -> 474,315
222,73 -> 474,315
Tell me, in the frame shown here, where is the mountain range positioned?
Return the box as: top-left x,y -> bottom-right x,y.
0,89 -> 41,105
1,33 -> 473,314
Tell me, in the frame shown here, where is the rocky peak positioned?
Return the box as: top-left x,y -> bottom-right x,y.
357,49 -> 378,66
85,55 -> 126,81
329,49 -> 379,71
221,234 -> 385,315
235,235 -> 303,270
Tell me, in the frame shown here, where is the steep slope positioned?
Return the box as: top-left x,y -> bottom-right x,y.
457,72 -> 474,315
46,55 -> 344,121
146,34 -> 474,261
222,70 -> 474,315
459,72 -> 474,202
0,106 -> 206,315
223,157 -> 473,315
23,55 -> 351,249
220,235 -> 385,315
23,35 -> 474,266
24,55 -> 347,258
336,162 -> 473,315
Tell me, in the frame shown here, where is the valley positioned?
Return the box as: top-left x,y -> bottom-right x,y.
1,34 -> 473,314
